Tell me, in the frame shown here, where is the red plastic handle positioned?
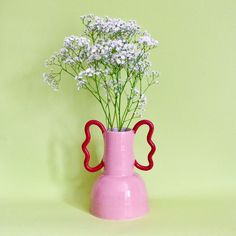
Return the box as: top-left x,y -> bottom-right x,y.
82,120 -> 106,172
133,120 -> 156,171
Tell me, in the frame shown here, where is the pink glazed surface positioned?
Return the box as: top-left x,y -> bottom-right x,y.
90,129 -> 149,220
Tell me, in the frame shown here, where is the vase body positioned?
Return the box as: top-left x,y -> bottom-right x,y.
91,130 -> 148,220
82,120 -> 156,221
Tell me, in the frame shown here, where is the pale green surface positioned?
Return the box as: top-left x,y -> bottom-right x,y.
0,0 -> 236,235
0,197 -> 235,236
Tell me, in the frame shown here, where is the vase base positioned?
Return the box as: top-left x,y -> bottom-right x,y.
90,173 -> 149,220
90,209 -> 149,221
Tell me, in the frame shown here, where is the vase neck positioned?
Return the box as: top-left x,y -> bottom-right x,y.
103,130 -> 135,176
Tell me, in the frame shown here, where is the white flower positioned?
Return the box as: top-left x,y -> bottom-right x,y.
134,94 -> 147,118
140,93 -> 147,103
133,59 -> 151,73
151,70 -> 160,84
135,110 -> 144,118
101,79 -> 124,94
64,35 -> 79,50
77,67 -> 101,79
103,68 -> 110,75
139,94 -> 147,108
60,48 -> 68,55
64,35 -> 90,50
88,39 -> 139,66
133,88 -> 140,96
44,53 -> 58,67
64,57 -> 75,65
76,79 -> 87,90
81,15 -> 140,37
138,33 -> 159,48
43,72 -> 59,91
152,70 -> 159,77
78,36 -> 90,47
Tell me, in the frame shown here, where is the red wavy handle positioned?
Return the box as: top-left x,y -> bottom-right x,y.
82,120 -> 106,172
133,120 -> 156,171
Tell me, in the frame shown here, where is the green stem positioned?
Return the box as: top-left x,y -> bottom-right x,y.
118,94 -> 122,130
120,77 -> 138,128
94,74 -> 112,128
126,77 -> 142,129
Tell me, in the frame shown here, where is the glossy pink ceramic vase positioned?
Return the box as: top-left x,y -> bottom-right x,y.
82,119 -> 156,220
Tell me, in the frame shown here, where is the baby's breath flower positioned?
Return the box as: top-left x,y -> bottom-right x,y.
64,35 -> 90,51
150,70 -> 160,84
138,32 -> 159,48
60,48 -> 68,55
81,15 -> 140,37
134,94 -> 147,118
103,68 -> 110,75
78,67 -> 101,79
152,70 -> 159,77
43,72 -> 59,91
64,57 -> 75,65
43,14 -> 160,130
133,88 -> 140,96
75,76 -> 87,90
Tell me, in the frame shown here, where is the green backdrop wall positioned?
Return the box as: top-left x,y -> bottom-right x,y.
0,0 -> 235,235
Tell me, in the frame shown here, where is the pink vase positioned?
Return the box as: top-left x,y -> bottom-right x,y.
82,120 -> 156,220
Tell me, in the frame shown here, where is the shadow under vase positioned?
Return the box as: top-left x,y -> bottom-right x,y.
48,137 -> 102,213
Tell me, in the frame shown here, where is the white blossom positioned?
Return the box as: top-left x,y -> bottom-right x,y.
101,79 -> 124,94
135,94 -> 147,117
150,70 -> 160,84
43,14 -> 160,130
103,68 -> 110,75
43,72 -> 59,91
44,53 -> 58,67
64,57 -> 75,65
75,76 -> 87,90
60,47 -> 68,55
133,88 -> 140,96
139,94 -> 147,105
152,70 -> 159,77
64,35 -> 90,50
77,68 -> 101,79
133,59 -> 151,73
138,33 -> 159,48
88,39 -> 139,66
81,15 -> 140,37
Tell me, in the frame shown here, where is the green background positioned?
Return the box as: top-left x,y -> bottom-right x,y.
0,0 -> 235,235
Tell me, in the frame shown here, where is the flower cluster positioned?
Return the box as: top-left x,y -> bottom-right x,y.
77,67 -> 101,79
64,35 -> 90,50
81,15 -> 140,37
88,39 -> 139,66
43,71 -> 59,91
43,14 -> 159,130
138,32 -> 159,48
